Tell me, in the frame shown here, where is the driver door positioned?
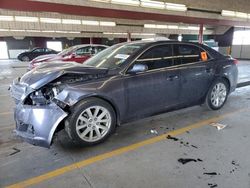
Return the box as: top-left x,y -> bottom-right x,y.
123,44 -> 181,120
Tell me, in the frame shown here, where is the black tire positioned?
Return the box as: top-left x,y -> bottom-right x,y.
205,78 -> 229,110
65,98 -> 116,146
21,56 -> 30,62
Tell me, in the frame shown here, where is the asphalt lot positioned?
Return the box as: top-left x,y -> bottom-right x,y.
0,60 -> 250,188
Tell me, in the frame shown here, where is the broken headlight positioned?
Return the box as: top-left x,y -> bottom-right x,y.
25,86 -> 61,106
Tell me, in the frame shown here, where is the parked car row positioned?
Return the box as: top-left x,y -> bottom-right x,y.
17,47 -> 59,62
28,44 -> 108,69
11,39 -> 238,148
17,44 -> 108,70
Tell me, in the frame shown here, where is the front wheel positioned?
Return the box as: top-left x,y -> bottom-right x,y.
65,98 -> 116,146
21,56 -> 30,62
205,79 -> 229,110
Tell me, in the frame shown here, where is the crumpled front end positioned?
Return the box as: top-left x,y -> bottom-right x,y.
10,78 -> 68,148
14,103 -> 67,148
10,64 -> 108,147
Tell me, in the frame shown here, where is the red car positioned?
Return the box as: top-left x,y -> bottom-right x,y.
29,44 -> 108,70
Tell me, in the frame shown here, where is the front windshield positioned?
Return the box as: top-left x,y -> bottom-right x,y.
31,48 -> 38,52
84,43 -> 146,69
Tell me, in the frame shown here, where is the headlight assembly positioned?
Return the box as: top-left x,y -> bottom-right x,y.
25,86 -> 62,106
30,90 -> 48,105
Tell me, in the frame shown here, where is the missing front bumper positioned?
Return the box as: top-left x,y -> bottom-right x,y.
14,103 -> 68,148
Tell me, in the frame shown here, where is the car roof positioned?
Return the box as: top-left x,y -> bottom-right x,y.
74,44 -> 109,48
32,47 -> 54,50
118,39 -> 223,59
127,39 -> 202,46
125,39 -> 218,53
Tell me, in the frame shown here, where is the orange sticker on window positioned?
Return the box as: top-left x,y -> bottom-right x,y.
201,52 -> 208,61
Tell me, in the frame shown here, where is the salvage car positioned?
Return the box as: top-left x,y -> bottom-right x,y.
17,47 -> 59,62
28,44 -> 108,70
10,40 -> 238,148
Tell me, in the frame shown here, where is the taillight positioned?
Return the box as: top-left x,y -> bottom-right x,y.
233,59 -> 239,65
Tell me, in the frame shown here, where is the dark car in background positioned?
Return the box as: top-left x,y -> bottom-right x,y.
28,44 -> 108,70
17,47 -> 59,62
10,40 -> 238,148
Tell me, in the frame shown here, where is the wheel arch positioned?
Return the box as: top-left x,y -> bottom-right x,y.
52,95 -> 121,145
73,95 -> 121,126
202,76 -> 231,104
220,76 -> 231,89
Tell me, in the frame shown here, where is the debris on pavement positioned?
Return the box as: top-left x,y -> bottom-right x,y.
210,123 -> 227,130
208,183 -> 218,188
177,158 -> 203,165
232,160 -> 240,167
230,169 -> 235,173
167,135 -> 200,149
9,147 -> 21,156
178,158 -> 196,164
179,141 -> 190,147
230,160 -> 240,173
191,145 -> 198,149
166,135 -> 179,141
203,172 -> 218,176
150,130 -> 158,135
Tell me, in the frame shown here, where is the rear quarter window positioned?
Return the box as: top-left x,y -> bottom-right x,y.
174,44 -> 211,65
200,44 -> 225,59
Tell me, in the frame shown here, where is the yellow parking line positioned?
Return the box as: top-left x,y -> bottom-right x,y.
5,109 -> 247,188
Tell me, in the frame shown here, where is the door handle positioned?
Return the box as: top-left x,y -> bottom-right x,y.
166,75 -> 179,81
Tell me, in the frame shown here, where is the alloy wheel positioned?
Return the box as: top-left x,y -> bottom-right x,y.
75,106 -> 111,142
210,83 -> 227,107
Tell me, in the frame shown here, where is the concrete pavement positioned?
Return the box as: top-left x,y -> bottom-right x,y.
0,60 -> 250,188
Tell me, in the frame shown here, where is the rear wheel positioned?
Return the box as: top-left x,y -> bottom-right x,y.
206,79 -> 229,110
65,98 -> 116,146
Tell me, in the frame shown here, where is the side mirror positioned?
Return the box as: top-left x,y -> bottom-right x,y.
128,64 -> 148,74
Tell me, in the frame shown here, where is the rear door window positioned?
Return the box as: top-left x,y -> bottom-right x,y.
136,44 -> 174,70
174,44 -> 210,65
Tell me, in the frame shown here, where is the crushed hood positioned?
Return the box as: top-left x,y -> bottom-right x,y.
20,61 -> 108,89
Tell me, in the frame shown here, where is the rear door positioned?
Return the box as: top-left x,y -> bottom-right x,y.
173,44 -> 214,104
124,44 -> 181,119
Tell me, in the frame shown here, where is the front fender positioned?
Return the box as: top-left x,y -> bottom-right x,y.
54,86 -> 121,124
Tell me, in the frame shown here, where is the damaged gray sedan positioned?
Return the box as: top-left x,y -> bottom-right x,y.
10,40 -> 238,148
